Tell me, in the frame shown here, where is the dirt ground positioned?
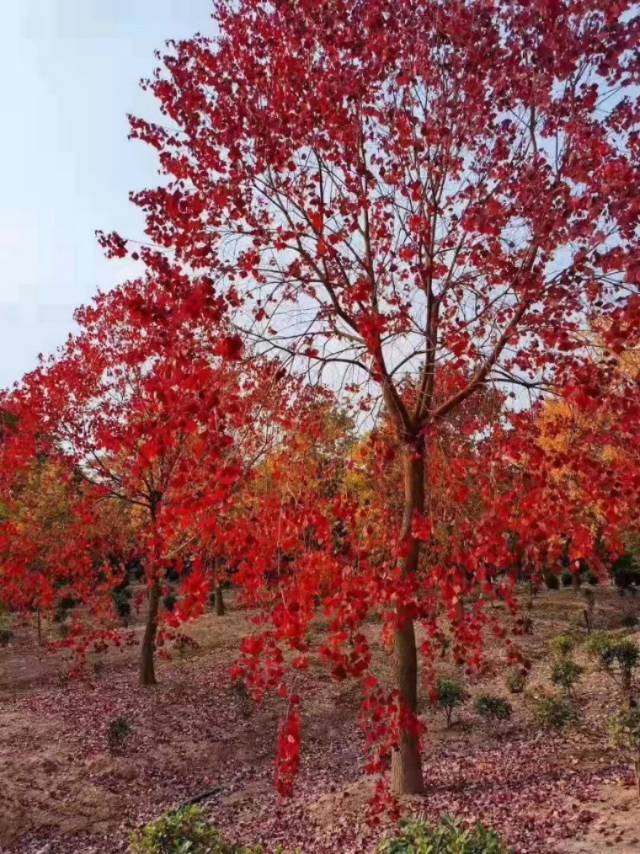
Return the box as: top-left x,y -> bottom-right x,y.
0,585 -> 639,853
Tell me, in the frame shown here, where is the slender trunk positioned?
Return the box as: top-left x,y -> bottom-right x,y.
140,580 -> 161,686
390,438 -> 425,795
635,759 -> 640,799
215,584 -> 226,616
36,610 -> 42,646
622,667 -> 633,707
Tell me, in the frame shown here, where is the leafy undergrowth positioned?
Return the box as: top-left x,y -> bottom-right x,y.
0,591 -> 638,853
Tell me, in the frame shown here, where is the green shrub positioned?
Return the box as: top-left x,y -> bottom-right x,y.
474,694 -> 512,723
231,678 -> 253,718
532,693 -> 577,731
548,634 -> 576,658
588,633 -> 639,702
112,586 -> 132,625
54,595 -> 77,623
586,630 -> 614,659
0,627 -> 14,646
612,553 -> 640,592
130,806 -> 262,854
433,678 -> 466,728
163,593 -> 178,613
551,658 -> 584,696
174,634 -> 198,659
377,816 -> 509,854
107,717 -> 132,754
609,708 -> 640,797
561,570 -> 574,588
505,669 -> 526,694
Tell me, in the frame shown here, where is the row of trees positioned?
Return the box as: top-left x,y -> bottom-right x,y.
1,0 -> 640,798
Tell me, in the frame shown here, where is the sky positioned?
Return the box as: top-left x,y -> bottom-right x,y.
0,0 -> 215,388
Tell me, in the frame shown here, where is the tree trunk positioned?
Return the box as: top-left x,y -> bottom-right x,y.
36,610 -> 42,645
622,667 -> 633,707
390,438 -> 425,795
215,584 -> 226,616
140,580 -> 161,686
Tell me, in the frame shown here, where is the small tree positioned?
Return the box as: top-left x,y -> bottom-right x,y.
609,708 -> 640,798
548,634 -> 583,698
551,658 -> 584,698
532,693 -> 578,732
588,633 -> 639,706
474,694 -> 513,725
505,669 -> 527,695
433,678 -> 465,729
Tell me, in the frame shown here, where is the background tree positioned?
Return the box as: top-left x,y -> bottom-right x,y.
3,276 -> 247,685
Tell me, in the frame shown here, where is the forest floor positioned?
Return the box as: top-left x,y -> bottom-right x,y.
0,586 -> 639,854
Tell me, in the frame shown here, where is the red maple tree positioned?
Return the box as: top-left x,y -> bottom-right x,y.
98,0 -> 640,793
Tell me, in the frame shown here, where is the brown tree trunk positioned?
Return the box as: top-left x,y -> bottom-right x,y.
36,609 -> 43,645
215,584 -> 226,616
622,668 -> 633,707
390,438 -> 425,795
140,580 -> 161,686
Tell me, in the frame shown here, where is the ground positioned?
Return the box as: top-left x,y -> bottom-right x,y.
0,585 -> 638,854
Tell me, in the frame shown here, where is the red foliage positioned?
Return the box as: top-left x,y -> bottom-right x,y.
3,0 -> 640,804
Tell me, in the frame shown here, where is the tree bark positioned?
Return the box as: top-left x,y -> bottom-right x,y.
390,437 -> 426,795
140,580 -> 161,686
214,584 -> 226,616
622,667 -> 633,707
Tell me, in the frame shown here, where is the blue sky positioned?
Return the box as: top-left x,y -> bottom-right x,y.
0,1 -> 214,388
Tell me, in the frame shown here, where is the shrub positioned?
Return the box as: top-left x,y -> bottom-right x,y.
433,678 -> 466,728
231,678 -> 254,718
107,717 -> 132,754
377,816 -> 509,854
130,806 -> 262,854
505,669 -> 527,694
548,634 -> 575,658
174,634 -> 198,659
54,595 -> 77,623
532,693 -> 578,731
474,694 -> 513,724
561,570 -> 574,588
112,587 -> 132,625
622,615 -> 638,629
551,658 -> 584,697
609,708 -> 640,797
584,571 -> 599,586
543,572 -> 559,590
612,553 -> 640,592
587,633 -> 639,703
163,593 -> 178,613
0,627 -> 14,646
586,630 -> 614,659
